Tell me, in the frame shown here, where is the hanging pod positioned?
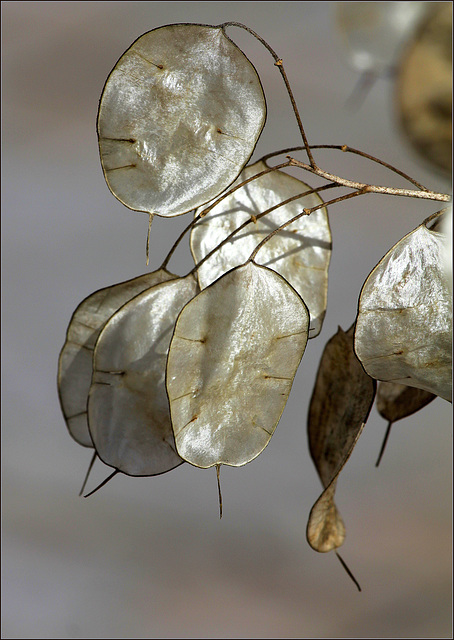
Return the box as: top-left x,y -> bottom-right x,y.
374,380 -> 436,466
166,262 -> 309,469
58,269 -> 177,447
354,211 -> 452,402
88,274 -> 199,476
307,324 -> 376,553
190,160 -> 331,337
97,23 -> 266,217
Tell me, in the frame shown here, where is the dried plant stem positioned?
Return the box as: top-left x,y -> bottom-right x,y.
79,451 -> 97,497
375,422 -> 393,468
335,552 -> 362,592
288,157 -> 451,202
145,213 -> 154,265
159,162 -> 293,271
190,182 -> 338,276
84,469 -> 119,498
220,21 -> 316,168
261,145 -> 429,191
248,188 -> 366,263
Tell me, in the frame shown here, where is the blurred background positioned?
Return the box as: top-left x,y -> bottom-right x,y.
2,2 -> 452,638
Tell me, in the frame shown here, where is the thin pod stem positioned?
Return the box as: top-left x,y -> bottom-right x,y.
159,163 -> 293,271
198,160 -> 293,218
216,464 -> 223,519
335,551 -> 362,592
84,469 -> 119,498
261,145 -> 429,191
375,421 -> 393,468
288,157 -> 451,202
145,214 -> 154,266
160,211 -> 200,271
189,182 -> 338,276
220,21 -> 316,168
248,188 -> 367,263
79,451 -> 97,497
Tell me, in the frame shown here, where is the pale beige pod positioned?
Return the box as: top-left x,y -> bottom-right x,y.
190,160 -> 331,337
58,269 -> 177,447
97,24 -> 266,217
354,212 -> 452,402
166,262 -> 309,469
88,274 -> 199,476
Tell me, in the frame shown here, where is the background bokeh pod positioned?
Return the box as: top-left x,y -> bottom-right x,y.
3,2 -> 451,638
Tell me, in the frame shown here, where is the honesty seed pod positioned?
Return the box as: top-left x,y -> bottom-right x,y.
58,269 -> 176,447
87,274 -> 199,476
166,262 -> 309,469
354,211 -> 452,402
190,159 -> 331,337
97,23 -> 266,217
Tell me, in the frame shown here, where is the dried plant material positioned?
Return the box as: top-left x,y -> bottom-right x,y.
58,269 -> 176,447
374,380 -> 436,466
396,3 -> 452,175
88,274 -> 199,476
354,211 -> 452,402
307,324 -> 376,552
376,380 -> 436,423
97,24 -> 266,217
190,160 -> 331,337
166,262 -> 309,468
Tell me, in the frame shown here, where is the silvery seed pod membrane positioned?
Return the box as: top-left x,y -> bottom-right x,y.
88,274 -> 199,476
58,269 -> 176,447
97,24 -> 266,217
354,211 -> 452,402
190,160 -> 331,337
166,262 -> 309,469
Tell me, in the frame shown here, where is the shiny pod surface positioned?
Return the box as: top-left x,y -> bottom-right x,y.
166,262 -> 309,468
58,269 -> 176,447
98,24 -> 266,217
88,274 -> 199,475
190,160 -> 331,337
354,213 -> 452,402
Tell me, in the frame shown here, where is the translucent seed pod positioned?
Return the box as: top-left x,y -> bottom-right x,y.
354,211 -> 452,402
166,262 -> 309,468
190,160 -> 331,337
58,269 -> 176,447
88,274 -> 199,476
97,24 -> 266,217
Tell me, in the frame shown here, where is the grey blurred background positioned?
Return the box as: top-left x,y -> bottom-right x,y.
2,2 -> 452,638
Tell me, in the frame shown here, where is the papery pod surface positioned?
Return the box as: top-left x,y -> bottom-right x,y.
88,274 -> 199,475
354,212 -> 452,402
166,262 -> 309,468
376,380 -> 436,424
307,324 -> 376,552
97,24 -> 266,217
58,269 -> 176,447
190,160 -> 331,337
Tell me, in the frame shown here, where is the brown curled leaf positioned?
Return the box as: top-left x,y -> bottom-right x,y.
307,323 -> 376,552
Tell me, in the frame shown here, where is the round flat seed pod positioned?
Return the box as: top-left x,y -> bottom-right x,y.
97,24 -> 266,217
166,262 -> 309,469
88,274 -> 199,476
354,212 -> 452,402
58,269 -> 176,447
190,160 -> 331,337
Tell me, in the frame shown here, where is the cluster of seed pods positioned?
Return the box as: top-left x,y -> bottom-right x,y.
58,23 -> 451,582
